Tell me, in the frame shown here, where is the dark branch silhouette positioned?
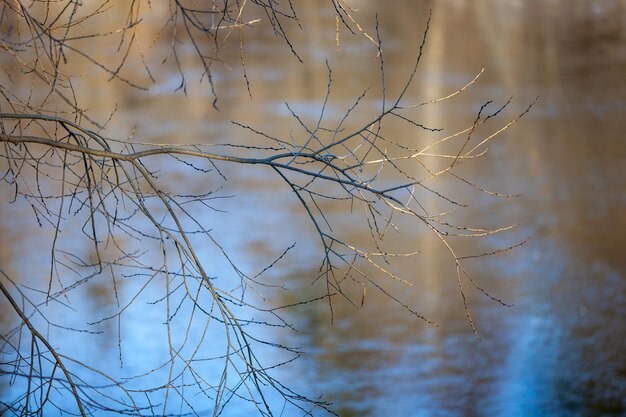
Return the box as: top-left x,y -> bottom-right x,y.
0,2 -> 530,416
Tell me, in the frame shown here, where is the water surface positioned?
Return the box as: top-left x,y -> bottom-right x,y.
1,1 -> 625,416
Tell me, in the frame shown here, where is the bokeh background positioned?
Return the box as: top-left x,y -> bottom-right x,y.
1,1 -> 625,416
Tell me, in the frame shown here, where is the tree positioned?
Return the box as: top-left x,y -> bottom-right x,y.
0,1 -> 531,416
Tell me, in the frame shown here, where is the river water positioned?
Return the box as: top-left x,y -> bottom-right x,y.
1,1 -> 625,416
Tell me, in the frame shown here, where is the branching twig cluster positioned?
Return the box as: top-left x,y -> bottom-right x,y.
0,2 -> 531,416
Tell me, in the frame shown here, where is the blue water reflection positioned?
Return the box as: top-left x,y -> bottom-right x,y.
2,1 -> 626,416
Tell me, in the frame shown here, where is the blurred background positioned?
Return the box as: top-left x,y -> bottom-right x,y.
1,1 -> 625,416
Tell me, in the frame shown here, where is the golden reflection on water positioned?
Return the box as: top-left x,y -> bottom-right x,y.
1,1 -> 625,416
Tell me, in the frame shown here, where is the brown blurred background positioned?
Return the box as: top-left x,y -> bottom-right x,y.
1,1 -> 625,416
